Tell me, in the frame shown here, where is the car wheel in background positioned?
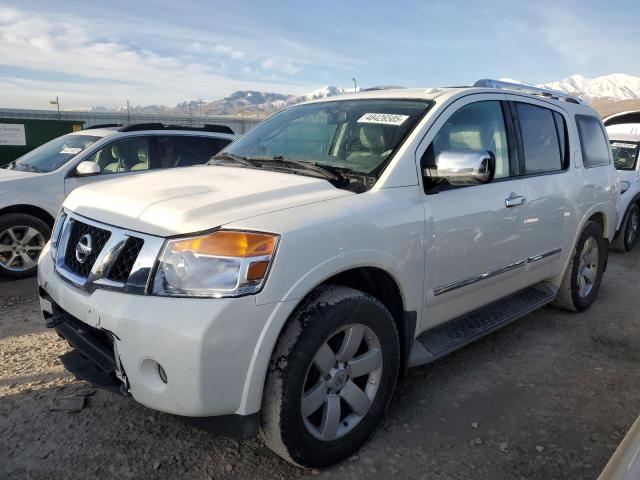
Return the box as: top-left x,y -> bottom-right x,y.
552,220 -> 607,311
0,213 -> 51,280
612,204 -> 639,252
260,285 -> 400,468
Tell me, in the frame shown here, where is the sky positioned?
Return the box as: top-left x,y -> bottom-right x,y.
0,0 -> 639,109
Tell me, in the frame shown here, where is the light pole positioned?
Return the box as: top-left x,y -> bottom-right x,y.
50,96 -> 61,120
352,78 -> 357,93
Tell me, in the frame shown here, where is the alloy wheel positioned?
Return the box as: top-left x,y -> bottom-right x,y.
301,323 -> 383,441
577,236 -> 599,298
0,226 -> 45,272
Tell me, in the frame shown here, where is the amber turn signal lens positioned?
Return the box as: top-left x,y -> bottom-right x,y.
170,231 -> 277,258
247,261 -> 270,281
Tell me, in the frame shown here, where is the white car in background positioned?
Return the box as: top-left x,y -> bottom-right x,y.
39,80 -> 617,467
0,124 -> 236,279
605,118 -> 640,251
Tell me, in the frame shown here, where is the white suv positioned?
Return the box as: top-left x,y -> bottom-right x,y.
38,80 -> 618,467
0,124 -> 236,279
605,118 -> 640,251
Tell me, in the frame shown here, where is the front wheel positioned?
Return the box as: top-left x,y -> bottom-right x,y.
260,286 -> 400,468
552,220 -> 607,311
0,213 -> 51,280
612,204 -> 639,252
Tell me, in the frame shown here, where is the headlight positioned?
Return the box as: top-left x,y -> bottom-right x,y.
50,210 -> 67,260
620,181 -> 631,194
151,230 -> 279,298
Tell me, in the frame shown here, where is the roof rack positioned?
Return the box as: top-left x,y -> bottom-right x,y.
118,123 -> 234,134
84,123 -> 123,130
473,79 -> 585,105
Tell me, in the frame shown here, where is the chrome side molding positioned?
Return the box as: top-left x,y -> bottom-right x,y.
433,260 -> 525,296
527,248 -> 562,264
434,247 -> 563,296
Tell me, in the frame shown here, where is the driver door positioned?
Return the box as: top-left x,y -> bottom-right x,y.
418,94 -> 532,329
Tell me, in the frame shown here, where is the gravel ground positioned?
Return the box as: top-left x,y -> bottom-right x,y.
1,249 -> 639,479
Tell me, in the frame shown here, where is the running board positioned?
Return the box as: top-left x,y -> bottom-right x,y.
408,283 -> 556,367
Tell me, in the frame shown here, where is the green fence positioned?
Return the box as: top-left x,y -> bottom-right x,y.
0,118 -> 84,166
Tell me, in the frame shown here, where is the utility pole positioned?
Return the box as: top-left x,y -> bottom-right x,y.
126,99 -> 131,125
50,96 -> 61,120
352,78 -> 357,93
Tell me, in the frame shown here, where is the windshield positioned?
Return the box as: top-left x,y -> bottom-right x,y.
6,134 -> 101,173
223,99 -> 431,176
610,141 -> 639,171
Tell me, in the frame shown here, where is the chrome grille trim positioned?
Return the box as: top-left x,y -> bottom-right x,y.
54,210 -> 165,295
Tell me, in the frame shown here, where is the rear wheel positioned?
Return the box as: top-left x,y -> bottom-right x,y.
612,204 -> 639,252
260,285 -> 400,468
552,221 -> 607,311
0,214 -> 50,280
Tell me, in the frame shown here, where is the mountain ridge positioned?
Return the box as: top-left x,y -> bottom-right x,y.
77,73 -> 640,117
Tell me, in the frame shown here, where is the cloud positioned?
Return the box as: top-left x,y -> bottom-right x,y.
261,58 -> 300,76
0,6 -> 317,108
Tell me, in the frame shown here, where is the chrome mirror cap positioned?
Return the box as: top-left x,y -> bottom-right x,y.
76,161 -> 101,177
426,149 -> 495,185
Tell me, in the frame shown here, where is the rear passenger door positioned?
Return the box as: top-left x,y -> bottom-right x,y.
152,135 -> 231,169
505,96 -> 574,282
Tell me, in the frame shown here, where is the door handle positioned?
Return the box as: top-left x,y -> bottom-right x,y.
505,193 -> 526,208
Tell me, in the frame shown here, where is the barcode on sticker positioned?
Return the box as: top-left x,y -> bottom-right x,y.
357,113 -> 409,126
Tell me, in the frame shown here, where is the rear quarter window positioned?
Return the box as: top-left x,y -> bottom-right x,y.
575,115 -> 611,168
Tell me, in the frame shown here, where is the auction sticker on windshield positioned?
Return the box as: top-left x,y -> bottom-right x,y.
358,113 -> 409,126
60,147 -> 83,155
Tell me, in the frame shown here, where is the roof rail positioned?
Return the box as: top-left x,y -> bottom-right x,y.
118,123 -> 234,134
84,123 -> 123,130
473,79 -> 585,105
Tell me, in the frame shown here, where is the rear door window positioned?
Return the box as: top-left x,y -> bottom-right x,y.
515,103 -> 564,174
154,136 -> 231,168
575,115 -> 611,168
610,141 -> 639,170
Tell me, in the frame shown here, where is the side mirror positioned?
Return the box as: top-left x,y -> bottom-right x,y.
426,150 -> 495,185
75,161 -> 101,177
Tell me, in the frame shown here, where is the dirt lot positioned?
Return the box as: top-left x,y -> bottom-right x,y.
1,249 -> 639,480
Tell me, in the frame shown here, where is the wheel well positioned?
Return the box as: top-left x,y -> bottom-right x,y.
0,205 -> 55,228
320,267 -> 411,370
588,212 -> 605,236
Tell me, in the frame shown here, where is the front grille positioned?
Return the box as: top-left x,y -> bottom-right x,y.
107,237 -> 144,282
64,221 -> 111,277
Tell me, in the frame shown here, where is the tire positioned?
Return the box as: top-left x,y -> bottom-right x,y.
611,204 -> 639,252
0,213 -> 51,280
552,220 -> 607,311
260,285 -> 400,468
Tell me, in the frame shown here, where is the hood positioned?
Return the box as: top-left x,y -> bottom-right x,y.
0,168 -> 38,184
64,165 -> 353,236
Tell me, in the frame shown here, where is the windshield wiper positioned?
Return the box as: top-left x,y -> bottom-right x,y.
267,156 -> 346,183
19,162 -> 42,173
209,152 -> 259,168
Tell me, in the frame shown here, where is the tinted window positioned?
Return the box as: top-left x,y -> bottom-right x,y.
85,137 -> 151,174
516,103 -> 563,174
576,115 -> 610,168
610,141 -> 639,170
430,101 -> 511,179
156,136 -> 230,168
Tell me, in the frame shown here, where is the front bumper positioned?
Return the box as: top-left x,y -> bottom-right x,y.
38,244 -> 278,419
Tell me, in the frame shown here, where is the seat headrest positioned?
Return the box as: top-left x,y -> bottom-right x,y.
359,125 -> 386,152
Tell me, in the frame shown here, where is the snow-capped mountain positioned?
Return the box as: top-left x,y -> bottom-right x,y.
537,74 -> 640,102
